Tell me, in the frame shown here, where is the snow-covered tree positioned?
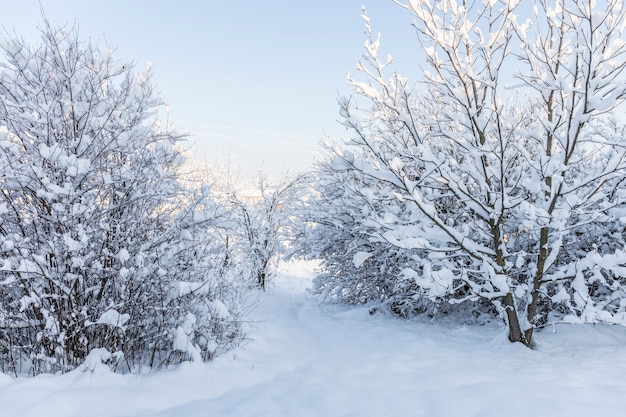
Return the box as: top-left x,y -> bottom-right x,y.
223,172 -> 306,290
0,21 -> 243,375
312,0 -> 626,346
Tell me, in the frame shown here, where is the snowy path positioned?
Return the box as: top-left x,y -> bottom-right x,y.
2,260 -> 626,416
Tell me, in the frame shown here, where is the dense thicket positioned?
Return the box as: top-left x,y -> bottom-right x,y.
0,22 -> 244,375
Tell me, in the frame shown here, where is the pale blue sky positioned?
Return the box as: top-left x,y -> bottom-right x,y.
2,1 -> 420,177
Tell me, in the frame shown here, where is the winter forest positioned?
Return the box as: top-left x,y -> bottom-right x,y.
3,0 -> 626,415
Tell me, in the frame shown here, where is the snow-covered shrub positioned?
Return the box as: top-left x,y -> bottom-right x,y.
309,1 -> 626,347
299,153 -> 417,309
0,21 -> 244,375
302,144 -> 494,321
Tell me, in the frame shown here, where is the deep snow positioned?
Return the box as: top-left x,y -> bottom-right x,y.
2,260 -> 626,417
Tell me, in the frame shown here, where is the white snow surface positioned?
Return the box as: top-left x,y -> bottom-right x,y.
2,260 -> 626,416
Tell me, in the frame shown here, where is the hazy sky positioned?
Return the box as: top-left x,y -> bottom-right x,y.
2,1 -> 421,177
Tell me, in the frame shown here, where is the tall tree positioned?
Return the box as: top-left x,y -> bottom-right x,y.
312,0 -> 626,346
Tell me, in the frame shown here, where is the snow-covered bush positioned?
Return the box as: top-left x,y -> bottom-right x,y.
0,21 -> 244,375
300,151 -> 421,312
310,1 -> 626,346
303,144 -> 494,321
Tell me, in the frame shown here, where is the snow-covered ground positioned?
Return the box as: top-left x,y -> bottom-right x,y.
2,260 -> 626,417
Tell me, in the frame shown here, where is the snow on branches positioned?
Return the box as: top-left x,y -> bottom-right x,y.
311,0 -> 626,347
0,21 -> 244,375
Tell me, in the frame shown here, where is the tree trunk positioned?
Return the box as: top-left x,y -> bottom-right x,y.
258,271 -> 265,290
524,226 -> 550,346
502,292 -> 526,345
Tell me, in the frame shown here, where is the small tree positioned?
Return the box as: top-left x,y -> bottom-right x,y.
228,173 -> 305,290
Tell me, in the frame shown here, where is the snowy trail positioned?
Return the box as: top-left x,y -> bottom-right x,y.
148,262 -> 626,417
2,260 -> 626,417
